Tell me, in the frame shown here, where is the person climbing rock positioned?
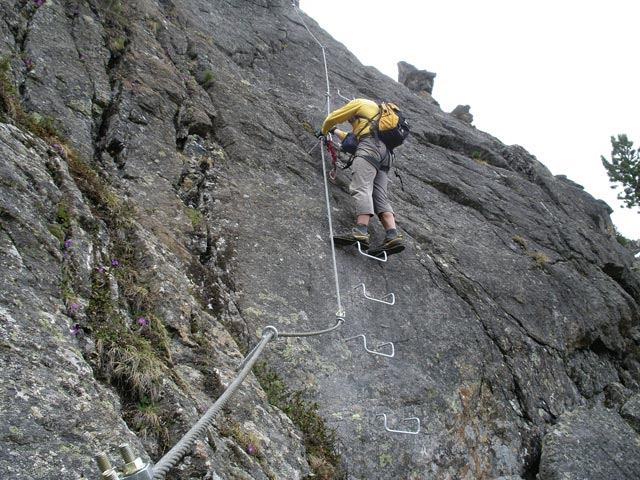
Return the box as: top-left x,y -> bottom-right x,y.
317,98 -> 405,257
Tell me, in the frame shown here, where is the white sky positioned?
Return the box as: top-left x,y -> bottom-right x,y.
300,0 -> 640,240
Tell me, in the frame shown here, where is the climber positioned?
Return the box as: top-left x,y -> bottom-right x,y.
316,98 -> 405,257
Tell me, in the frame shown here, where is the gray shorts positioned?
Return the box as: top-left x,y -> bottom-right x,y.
349,156 -> 394,217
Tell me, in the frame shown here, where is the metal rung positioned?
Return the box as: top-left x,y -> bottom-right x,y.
336,89 -> 354,102
354,283 -> 395,305
376,413 -> 421,435
345,334 -> 394,358
357,241 -> 387,262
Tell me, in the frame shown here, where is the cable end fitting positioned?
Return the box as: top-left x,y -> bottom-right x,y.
262,325 -> 278,339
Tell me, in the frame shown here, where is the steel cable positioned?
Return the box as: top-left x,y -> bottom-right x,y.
152,329 -> 276,479
151,7 -> 347,478
292,2 -> 345,318
279,317 -> 344,337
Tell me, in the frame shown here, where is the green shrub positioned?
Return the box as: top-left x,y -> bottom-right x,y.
199,69 -> 215,87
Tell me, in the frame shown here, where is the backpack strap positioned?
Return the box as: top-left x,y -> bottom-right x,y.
353,105 -> 382,139
389,152 -> 405,191
342,154 -> 356,170
352,116 -> 372,139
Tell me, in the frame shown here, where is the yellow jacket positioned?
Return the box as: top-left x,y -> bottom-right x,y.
321,98 -> 379,138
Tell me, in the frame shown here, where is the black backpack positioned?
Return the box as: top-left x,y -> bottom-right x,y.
373,102 -> 410,151
339,102 -> 410,172
356,102 -> 410,152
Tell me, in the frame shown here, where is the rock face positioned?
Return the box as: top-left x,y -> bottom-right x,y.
398,60 -> 438,102
451,104 -> 474,124
538,406 -> 640,480
0,1 -> 639,479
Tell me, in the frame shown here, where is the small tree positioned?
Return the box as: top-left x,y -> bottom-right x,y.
601,134 -> 640,212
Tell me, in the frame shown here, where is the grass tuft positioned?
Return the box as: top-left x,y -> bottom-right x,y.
527,251 -> 550,269
254,362 -> 340,479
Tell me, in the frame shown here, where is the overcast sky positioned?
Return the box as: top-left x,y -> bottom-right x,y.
300,0 -> 640,240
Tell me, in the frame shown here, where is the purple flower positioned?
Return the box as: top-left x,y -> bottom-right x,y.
64,239 -> 71,248
247,445 -> 255,454
23,58 -> 32,69
72,326 -> 79,335
71,303 -> 79,312
200,406 -> 207,413
138,317 -> 147,326
97,267 -> 104,273
111,260 -> 119,266
36,0 -> 43,6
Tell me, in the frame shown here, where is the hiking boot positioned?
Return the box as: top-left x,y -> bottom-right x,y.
333,226 -> 370,250
368,233 -> 405,258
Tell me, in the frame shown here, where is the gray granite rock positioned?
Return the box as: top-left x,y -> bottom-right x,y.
0,0 -> 638,478
538,406 -> 640,480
